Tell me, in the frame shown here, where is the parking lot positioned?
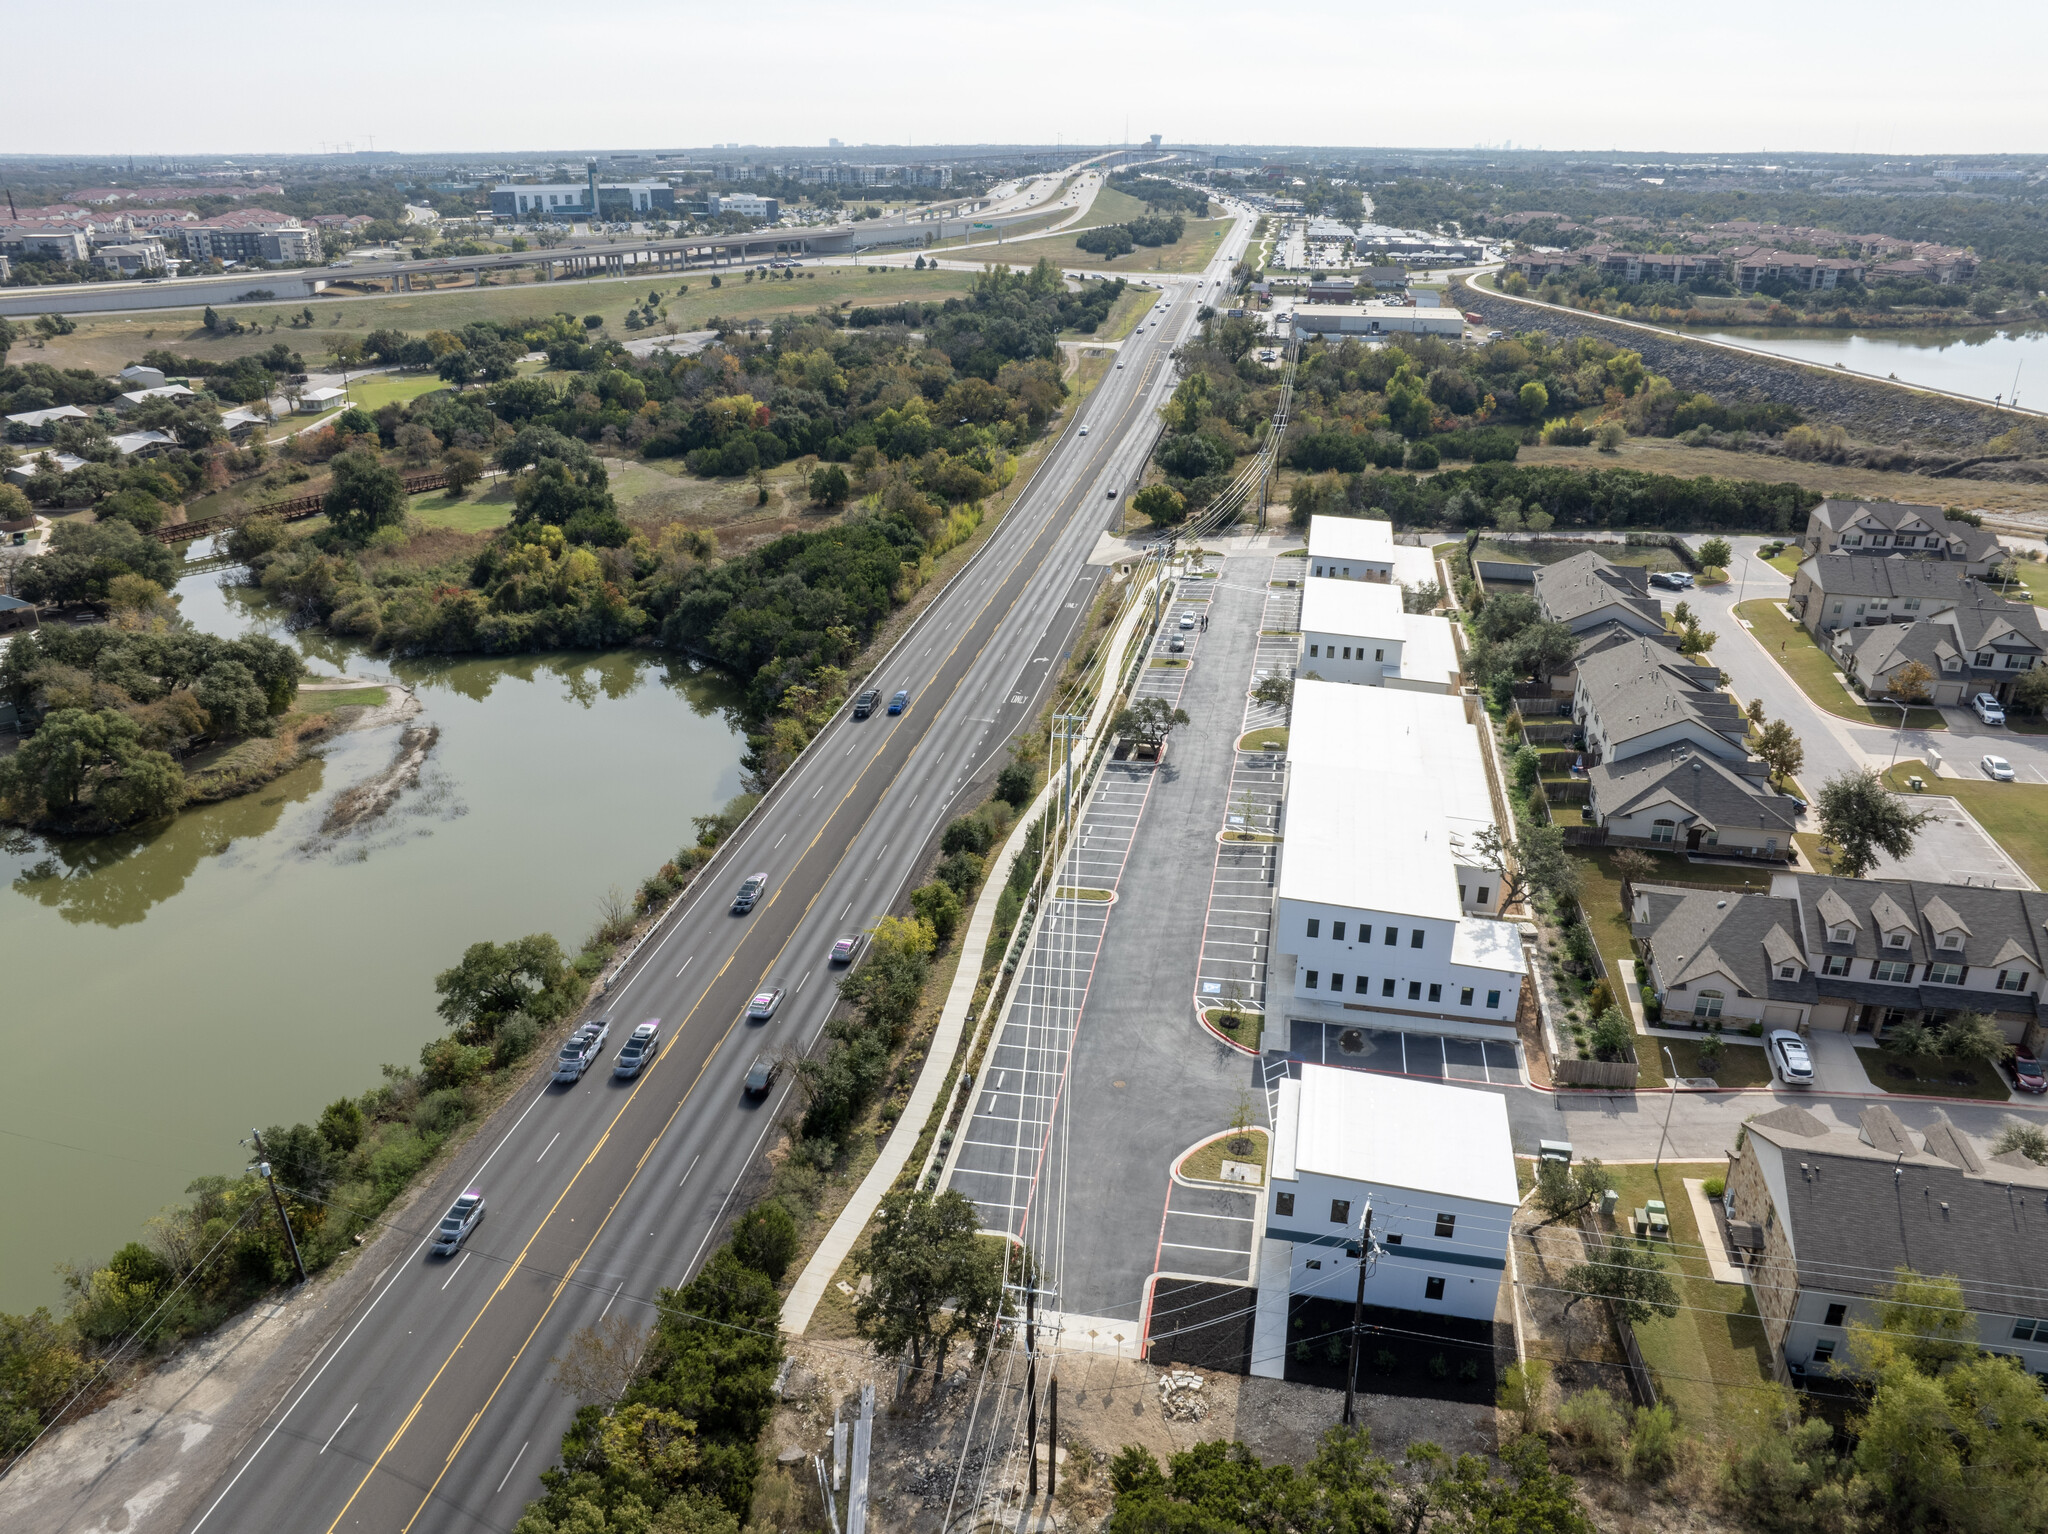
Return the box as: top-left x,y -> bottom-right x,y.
1861,793 -> 2035,889
1286,1017 -> 1523,1085
1155,1176 -> 1259,1284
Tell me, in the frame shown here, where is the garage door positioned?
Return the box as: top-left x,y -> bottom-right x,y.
1810,1002 -> 1850,1033
1762,1005 -> 1804,1028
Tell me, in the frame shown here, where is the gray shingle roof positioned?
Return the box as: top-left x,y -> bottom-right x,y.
1575,638 -> 1748,754
1787,874 -> 2048,975
1632,884 -> 1814,1003
1589,746 -> 1798,835
1532,551 -> 1662,630
1807,499 -> 2003,565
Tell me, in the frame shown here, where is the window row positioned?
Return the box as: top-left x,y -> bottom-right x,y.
1301,970 -> 1501,1009
1304,919 -> 1426,948
1273,1192 -> 1455,1240
1305,643 -> 1388,662
1811,954 -> 2030,990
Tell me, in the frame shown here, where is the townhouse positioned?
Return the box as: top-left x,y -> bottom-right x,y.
1570,637 -> 1750,767
1530,551 -> 1666,638
1799,499 -> 2003,575
1588,746 -> 1798,861
1723,1103 -> 2048,1386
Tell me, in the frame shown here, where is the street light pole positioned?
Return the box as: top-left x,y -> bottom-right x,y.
1654,1047 -> 1679,1173
1888,700 -> 1911,773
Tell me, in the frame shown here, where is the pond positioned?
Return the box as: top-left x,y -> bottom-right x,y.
1691,321 -> 2048,408
0,552 -> 747,1311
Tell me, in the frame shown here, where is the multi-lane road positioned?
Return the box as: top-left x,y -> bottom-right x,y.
168,212 -> 1252,1534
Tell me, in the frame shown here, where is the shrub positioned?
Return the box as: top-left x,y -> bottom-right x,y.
1702,1176 -> 1725,1199
941,816 -> 993,856
995,762 -> 1035,807
492,1014 -> 542,1068
909,881 -> 961,943
1556,1388 -> 1627,1470
730,1202 -> 799,1281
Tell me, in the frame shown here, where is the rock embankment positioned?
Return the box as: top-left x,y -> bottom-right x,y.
1455,282 -> 2029,453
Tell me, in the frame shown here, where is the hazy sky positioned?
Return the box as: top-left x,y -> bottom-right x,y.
9,0 -> 2044,158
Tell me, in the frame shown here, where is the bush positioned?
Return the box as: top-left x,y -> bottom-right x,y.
1589,1008 -> 1634,1062
941,816 -> 993,856
909,881 -> 961,943
995,761 -> 1035,807
1556,1388 -> 1628,1470
1702,1176 -> 1725,1199
731,1202 -> 799,1281
1404,440 -> 1441,471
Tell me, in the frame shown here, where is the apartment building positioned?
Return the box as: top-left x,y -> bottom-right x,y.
1571,636 -> 1750,766
177,215 -> 315,264
1799,500 -> 2003,575
1274,682 -> 1524,1035
1297,578 -> 1459,693
1723,246 -> 1867,291
1789,555 -> 2045,704
1724,1103 -> 2048,1386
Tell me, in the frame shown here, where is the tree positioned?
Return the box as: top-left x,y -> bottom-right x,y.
1475,589 -> 1540,644
1532,1156 -> 1614,1226
549,1314 -> 647,1406
807,463 -> 849,507
1131,483 -> 1186,527
1251,673 -> 1293,709
1816,768 -> 1931,880
1609,848 -> 1656,885
2011,665 -> 2048,718
1509,621 -> 1577,681
14,518 -> 178,606
323,449 -> 406,545
1935,1008 -> 2007,1062
1849,1266 -> 1977,1376
1518,380 -> 1550,420
0,708 -> 184,826
1561,1236 -> 1678,1326
1753,719 -> 1804,788
1111,696 -> 1189,753
1697,537 -> 1732,569
1993,1120 -> 2048,1164
853,1189 -> 1005,1374
1889,658 -> 1935,704
441,446 -> 485,494
908,880 -> 961,943
433,934 -> 573,1041
729,1203 -> 799,1282
1746,697 -> 1767,727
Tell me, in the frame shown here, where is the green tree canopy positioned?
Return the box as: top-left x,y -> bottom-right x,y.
1816,768 -> 1932,880
433,934 -> 575,1042
854,1189 -> 1005,1374
323,449 -> 407,545
14,518 -> 178,606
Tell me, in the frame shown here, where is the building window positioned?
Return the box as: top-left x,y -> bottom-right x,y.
1476,886 -> 1490,905
1824,1302 -> 1846,1327
1306,1258 -> 1322,1270
1874,959 -> 1914,983
1275,1192 -> 1294,1218
1926,962 -> 1965,986
1998,970 -> 2029,992
1355,975 -> 1370,994
1375,648 -> 1385,662
1940,933 -> 1961,949
1694,990 -> 1724,1020
1823,954 -> 1851,977
1779,965 -> 1798,980
1651,819 -> 1676,844
1460,886 -> 1468,904
1487,990 -> 1501,1009
1383,978 -> 1396,997
1384,926 -> 1397,945
1812,1339 -> 1836,1364
2014,1318 -> 2043,1342
1424,1277 -> 1446,1301
1886,932 -> 1909,948
1342,647 -> 1352,660
1435,1213 -> 1456,1238
1305,971 -> 1320,989
1904,599 -> 1920,611
1331,1199 -> 1351,1225
1408,981 -> 1422,1000
1428,983 -> 1443,1002
1306,918 -> 1320,938
1461,987 -> 1474,1006
1830,925 -> 1851,943
1332,921 -> 1346,941
1411,930 -> 1425,949
1309,644 -> 1319,657
1331,973 -> 1345,993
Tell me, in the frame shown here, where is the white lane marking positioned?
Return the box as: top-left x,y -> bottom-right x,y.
845,743 -> 855,756
535,1132 -> 561,1163
840,902 -> 851,919
439,1252 -> 471,1291
675,955 -> 693,979
812,784 -> 822,798
318,1402 -> 357,1455
774,832 -> 787,849
598,1280 -> 625,1323
678,1153 -> 701,1190
495,1440 -> 529,1496
876,845 -> 888,861
796,970 -> 811,995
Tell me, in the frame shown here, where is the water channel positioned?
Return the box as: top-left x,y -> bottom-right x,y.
1691,321 -> 2048,408
0,552 -> 747,1312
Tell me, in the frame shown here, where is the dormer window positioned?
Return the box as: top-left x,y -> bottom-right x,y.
1778,965 -> 1799,980
1940,933 -> 1962,949
1886,932 -> 1909,949
1830,925 -> 1852,943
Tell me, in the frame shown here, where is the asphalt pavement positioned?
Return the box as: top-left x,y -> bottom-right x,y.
144,215 -> 1260,1534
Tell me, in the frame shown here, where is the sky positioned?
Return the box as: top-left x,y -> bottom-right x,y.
8,1 -> 2046,159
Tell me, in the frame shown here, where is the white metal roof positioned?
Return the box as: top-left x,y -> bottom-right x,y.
1399,614 -> 1460,688
1282,1065 -> 1519,1207
1299,576 -> 1402,639
1280,757 -> 1462,918
1307,514 -> 1394,565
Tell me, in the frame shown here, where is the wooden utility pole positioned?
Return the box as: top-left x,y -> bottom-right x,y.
248,1129 -> 308,1284
1025,1275 -> 1038,1498
1343,1204 -> 1373,1426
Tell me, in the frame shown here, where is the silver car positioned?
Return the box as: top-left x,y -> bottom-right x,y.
1767,1030 -> 1815,1088
432,1189 -> 485,1256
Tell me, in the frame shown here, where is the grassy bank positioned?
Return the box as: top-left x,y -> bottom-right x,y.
1733,598 -> 1947,728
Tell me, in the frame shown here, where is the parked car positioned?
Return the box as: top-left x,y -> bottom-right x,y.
888,689 -> 910,715
554,1019 -> 611,1083
1983,754 -> 2017,781
1973,693 -> 2007,725
830,933 -> 864,966
1767,1029 -> 1815,1088
2009,1048 -> 2047,1094
1169,635 -> 1186,653
432,1189 -> 486,1256
744,1054 -> 780,1096
746,987 -> 784,1021
613,1019 -> 662,1078
731,872 -> 768,914
852,688 -> 881,719
1649,571 -> 1688,590
1179,612 -> 1196,630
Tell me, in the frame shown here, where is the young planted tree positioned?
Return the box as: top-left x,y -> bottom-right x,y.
1753,719 -> 1805,789
1816,768 -> 1931,879
1888,658 -> 1935,704
1532,1157 -> 1615,1226
1111,696 -> 1190,754
1560,1237 -> 1679,1326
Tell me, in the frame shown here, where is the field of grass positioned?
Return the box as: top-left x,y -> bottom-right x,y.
975,218 -> 1233,278
340,371 -> 458,414
27,266 -> 982,376
1661,1036 -> 1774,1087
1733,598 -> 1947,729
1764,547 -> 1805,577
408,483 -> 515,533
1594,1163 -> 1778,1440
1474,537 -> 1685,572
1884,759 -> 2048,887
1851,1042 -> 2012,1100
295,686 -> 388,713
1080,285 -> 1157,343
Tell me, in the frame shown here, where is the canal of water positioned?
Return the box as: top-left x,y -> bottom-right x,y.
0,552 -> 747,1311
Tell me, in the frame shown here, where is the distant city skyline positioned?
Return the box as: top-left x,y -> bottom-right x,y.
8,0 -> 2045,158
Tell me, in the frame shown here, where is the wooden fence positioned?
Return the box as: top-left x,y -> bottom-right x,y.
1553,1050 -> 1637,1090
156,469 -> 453,545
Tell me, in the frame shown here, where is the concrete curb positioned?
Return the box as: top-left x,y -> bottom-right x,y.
779,568 -> 1172,1334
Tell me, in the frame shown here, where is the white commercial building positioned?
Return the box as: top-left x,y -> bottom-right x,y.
1298,578 -> 1459,693
1304,514 -> 1439,592
1250,1065 -> 1517,1376
1291,301 -> 1464,339
1275,681 -> 1524,1030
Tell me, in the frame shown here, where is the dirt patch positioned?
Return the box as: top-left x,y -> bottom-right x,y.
319,717 -> 437,836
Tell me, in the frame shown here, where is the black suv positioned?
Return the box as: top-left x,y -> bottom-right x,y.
852,688 -> 881,720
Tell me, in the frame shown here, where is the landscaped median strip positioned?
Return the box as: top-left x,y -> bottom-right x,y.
779,565 -> 1175,1335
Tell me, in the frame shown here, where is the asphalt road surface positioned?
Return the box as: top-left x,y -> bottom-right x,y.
180,214 -> 1253,1534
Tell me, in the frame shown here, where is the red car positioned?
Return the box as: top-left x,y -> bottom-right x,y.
2011,1049 -> 2046,1094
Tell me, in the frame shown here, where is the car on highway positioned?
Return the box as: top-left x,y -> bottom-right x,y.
1078,424 -> 1089,436
888,688 -> 910,714
554,1019 -> 610,1082
744,1054 -> 780,1097
1117,360 -> 1125,369
830,932 -> 865,965
731,872 -> 768,914
2010,1047 -> 2047,1093
746,987 -> 784,1022
432,1189 -> 486,1256
1982,754 -> 2017,781
1767,1029 -> 1815,1088
1106,484 -> 1119,499
853,688 -> 881,719
1973,693 -> 2007,725
613,1019 -> 662,1078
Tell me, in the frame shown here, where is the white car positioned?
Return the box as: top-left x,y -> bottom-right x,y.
1983,754 -> 2017,781
1079,424 -> 1089,436
432,1189 -> 485,1255
553,1019 -> 611,1083
1767,1030 -> 1815,1088
746,987 -> 784,1022
1973,693 -> 2007,725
